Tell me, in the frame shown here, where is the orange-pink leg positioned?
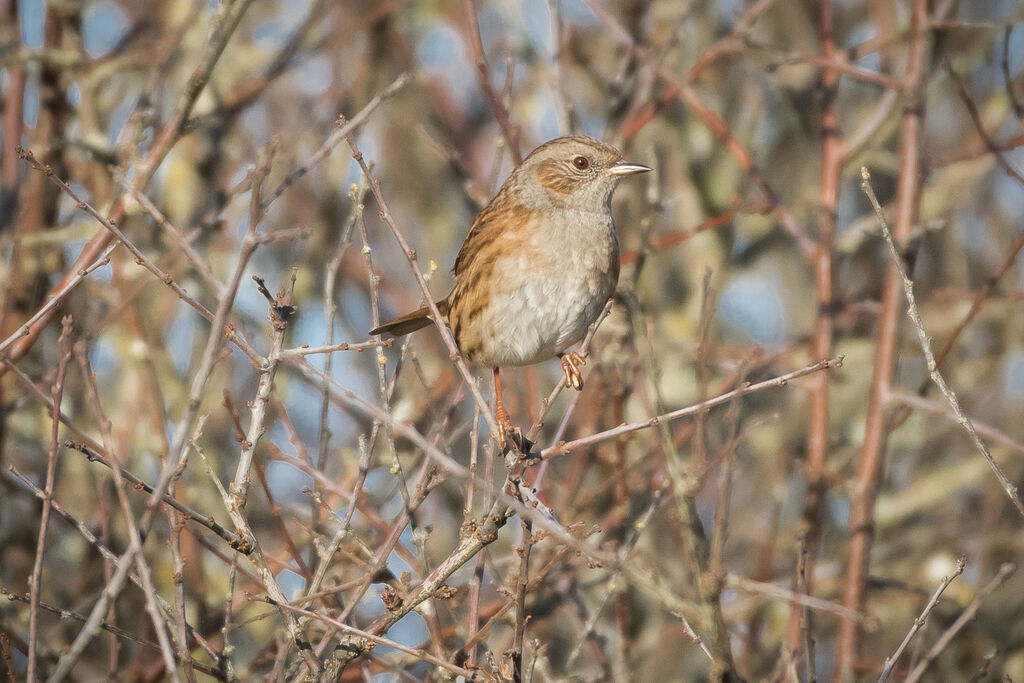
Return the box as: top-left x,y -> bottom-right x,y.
493,367 -> 515,445
559,351 -> 586,390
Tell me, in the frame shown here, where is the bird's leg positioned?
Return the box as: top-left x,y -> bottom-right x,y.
493,367 -> 515,445
558,351 -> 586,390
493,367 -> 532,455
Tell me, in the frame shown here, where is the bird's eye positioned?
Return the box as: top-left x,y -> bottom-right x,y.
573,156 -> 590,170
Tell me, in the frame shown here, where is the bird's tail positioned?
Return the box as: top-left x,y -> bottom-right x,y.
369,300 -> 447,337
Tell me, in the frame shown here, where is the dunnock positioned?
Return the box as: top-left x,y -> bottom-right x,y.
371,135 -> 650,445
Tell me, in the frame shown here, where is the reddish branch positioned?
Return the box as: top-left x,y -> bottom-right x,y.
463,0 -> 522,164
789,0 -> 841,661
618,0 -> 775,141
0,0 -> 25,233
618,203 -> 751,265
835,0 -> 931,676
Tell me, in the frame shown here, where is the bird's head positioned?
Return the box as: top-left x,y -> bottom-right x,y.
518,135 -> 650,211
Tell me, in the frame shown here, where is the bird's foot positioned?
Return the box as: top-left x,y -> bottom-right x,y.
559,351 -> 586,390
496,405 -> 533,456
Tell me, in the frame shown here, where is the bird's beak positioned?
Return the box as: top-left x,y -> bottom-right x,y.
608,160 -> 652,176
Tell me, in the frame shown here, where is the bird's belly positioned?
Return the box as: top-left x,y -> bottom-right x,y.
470,241 -> 616,367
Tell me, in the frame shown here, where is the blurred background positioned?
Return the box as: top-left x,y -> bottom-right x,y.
2,0 -> 1024,680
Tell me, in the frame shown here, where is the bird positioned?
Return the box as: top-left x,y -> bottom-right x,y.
370,135 -> 650,447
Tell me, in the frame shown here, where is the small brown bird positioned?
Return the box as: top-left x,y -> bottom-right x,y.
371,136 -> 650,445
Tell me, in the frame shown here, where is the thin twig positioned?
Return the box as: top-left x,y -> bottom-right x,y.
26,317 -> 73,682
509,518 -> 535,681
539,356 -> 844,461
62,440 -> 249,551
258,598 -> 483,680
726,575 -> 875,627
311,180 -> 363,579
566,484 -> 667,667
931,229 -> 1024,373
122,180 -> 226,298
943,58 -> 1024,187
72,344 -> 181,679
280,339 -> 390,358
259,73 -> 411,212
877,556 -> 966,682
904,563 -> 1015,683
0,243 -> 116,356
169,499 -> 197,682
860,167 -> 1024,517
463,0 -> 522,164
888,390 -> 1024,457
357,186 -> 419,536
219,263 -> 324,674
797,537 -> 816,683
546,0 -> 572,134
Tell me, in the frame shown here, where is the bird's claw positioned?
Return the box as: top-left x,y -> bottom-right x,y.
496,406 -> 533,456
560,351 -> 586,391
